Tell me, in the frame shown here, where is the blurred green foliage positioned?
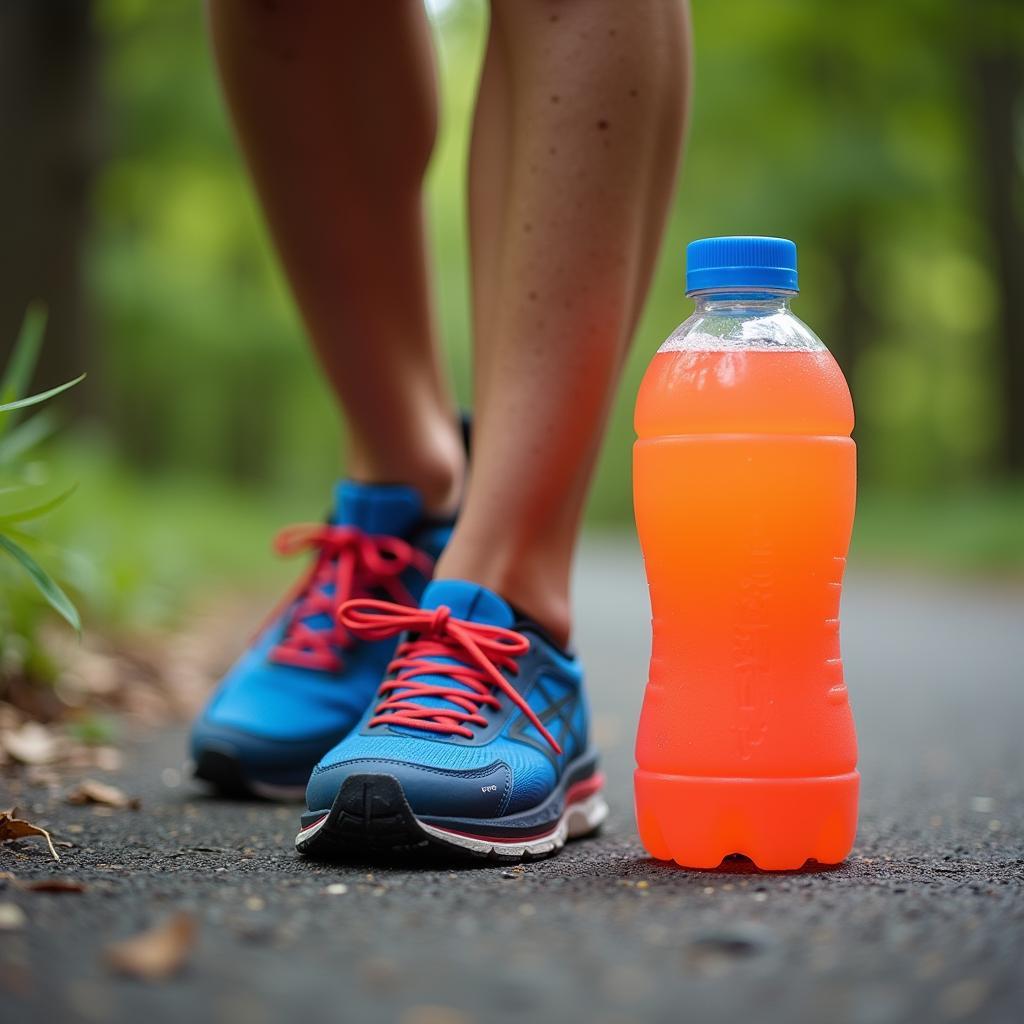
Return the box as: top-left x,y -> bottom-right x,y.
0,307 -> 84,690
87,1 -> 1023,499
0,307 -> 82,619
29,0 -> 1024,628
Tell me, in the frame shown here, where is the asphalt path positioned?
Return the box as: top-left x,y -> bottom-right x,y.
2,540 -> 1022,1023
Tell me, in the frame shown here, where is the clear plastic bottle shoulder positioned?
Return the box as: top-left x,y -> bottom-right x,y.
659,302 -> 826,354
637,296 -> 853,437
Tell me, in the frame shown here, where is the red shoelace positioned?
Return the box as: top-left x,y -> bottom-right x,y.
337,599 -> 562,754
267,525 -> 433,673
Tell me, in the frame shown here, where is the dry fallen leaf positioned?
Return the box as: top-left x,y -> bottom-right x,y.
19,878 -> 87,893
105,912 -> 198,982
93,747 -> 123,772
24,766 -> 60,789
65,779 -> 140,810
2,722 -> 63,765
0,809 -> 60,861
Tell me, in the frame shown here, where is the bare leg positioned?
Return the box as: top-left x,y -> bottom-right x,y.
207,0 -> 463,513
437,0 -> 691,643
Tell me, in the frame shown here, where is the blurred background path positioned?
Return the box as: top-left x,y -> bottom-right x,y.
3,541 -> 1022,1024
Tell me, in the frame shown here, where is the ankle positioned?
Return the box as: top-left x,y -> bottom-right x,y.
348,422 -> 465,518
407,449 -> 463,518
507,589 -> 571,651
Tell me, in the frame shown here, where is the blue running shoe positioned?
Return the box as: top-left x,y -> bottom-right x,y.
190,482 -> 452,799
295,579 -> 607,861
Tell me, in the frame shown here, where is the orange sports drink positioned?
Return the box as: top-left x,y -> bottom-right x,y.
633,236 -> 858,870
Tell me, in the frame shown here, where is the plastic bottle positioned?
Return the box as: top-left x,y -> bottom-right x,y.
633,236 -> 858,870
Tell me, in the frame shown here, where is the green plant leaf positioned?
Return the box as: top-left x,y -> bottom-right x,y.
0,520 -> 35,545
0,482 -> 78,525
0,533 -> 81,632
0,483 -> 53,517
0,372 -> 86,414
0,304 -> 46,406
0,409 -> 58,464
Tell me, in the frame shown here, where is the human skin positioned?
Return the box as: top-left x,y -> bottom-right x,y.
208,0 -> 691,645
207,0 -> 464,514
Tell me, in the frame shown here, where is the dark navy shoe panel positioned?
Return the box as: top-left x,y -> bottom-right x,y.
190,717 -> 338,788
417,749 -> 601,837
306,758 -> 511,818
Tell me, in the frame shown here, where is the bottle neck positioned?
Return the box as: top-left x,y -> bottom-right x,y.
689,289 -> 795,315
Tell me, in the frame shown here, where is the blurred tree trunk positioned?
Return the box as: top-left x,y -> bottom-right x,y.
968,33 -> 1024,476
0,0 -> 101,407
827,220 -> 871,400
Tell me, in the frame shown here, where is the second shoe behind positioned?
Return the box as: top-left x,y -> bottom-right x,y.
190,481 -> 452,799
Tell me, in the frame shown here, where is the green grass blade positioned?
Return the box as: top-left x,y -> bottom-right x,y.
0,482 -> 78,525
0,483 -> 53,517
0,522 -> 38,547
0,409 -> 58,465
0,372 -> 86,414
0,304 -> 46,406
0,532 -> 81,632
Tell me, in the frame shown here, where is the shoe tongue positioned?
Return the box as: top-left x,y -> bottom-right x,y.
330,480 -> 424,536
419,579 -> 514,629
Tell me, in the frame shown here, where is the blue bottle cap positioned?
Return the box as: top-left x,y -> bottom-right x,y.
685,236 -> 798,295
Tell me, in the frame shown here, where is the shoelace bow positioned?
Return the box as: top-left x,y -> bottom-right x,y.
337,599 -> 562,754
268,525 -> 433,672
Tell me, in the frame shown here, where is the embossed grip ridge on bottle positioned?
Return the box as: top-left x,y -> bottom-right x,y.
632,236 -> 859,870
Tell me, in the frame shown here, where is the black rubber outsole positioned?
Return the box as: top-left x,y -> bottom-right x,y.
295,774 -> 566,865
194,749 -> 255,798
193,749 -> 308,801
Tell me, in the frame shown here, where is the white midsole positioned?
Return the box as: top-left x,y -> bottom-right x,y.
412,790 -> 608,858
296,812 -> 330,845
294,789 -> 609,856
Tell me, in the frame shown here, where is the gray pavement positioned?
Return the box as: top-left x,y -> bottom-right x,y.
2,539 -> 1023,1023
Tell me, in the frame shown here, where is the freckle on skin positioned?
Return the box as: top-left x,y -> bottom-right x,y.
597,120 -> 609,131
629,89 -> 639,98
551,95 -> 560,104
